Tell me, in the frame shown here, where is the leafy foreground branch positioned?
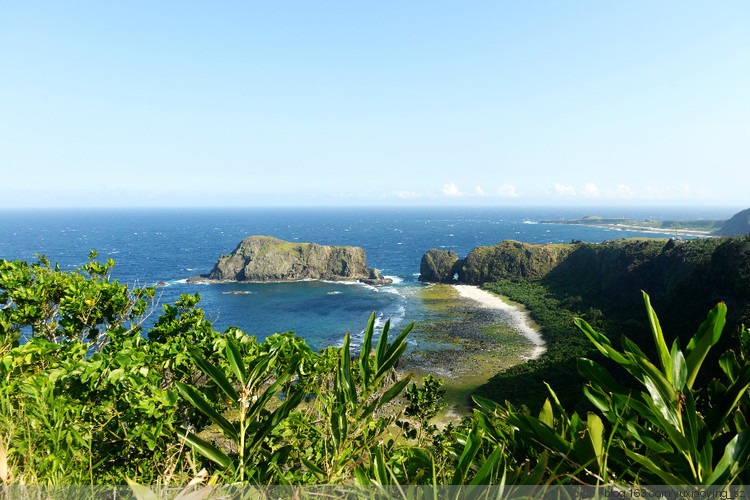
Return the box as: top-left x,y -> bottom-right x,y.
1,255 -> 749,488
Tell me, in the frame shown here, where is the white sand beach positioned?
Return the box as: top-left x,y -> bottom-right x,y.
453,285 -> 546,360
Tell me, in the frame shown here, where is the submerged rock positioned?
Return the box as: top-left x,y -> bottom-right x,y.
188,235 -> 392,285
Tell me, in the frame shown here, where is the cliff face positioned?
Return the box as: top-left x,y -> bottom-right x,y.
197,236 -> 390,284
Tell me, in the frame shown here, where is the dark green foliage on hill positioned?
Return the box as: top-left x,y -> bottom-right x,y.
457,241 -> 573,284
475,236 -> 750,413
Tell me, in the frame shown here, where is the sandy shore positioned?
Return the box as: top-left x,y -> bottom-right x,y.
453,285 -> 546,360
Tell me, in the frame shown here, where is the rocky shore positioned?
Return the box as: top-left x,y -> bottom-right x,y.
397,283 -> 545,419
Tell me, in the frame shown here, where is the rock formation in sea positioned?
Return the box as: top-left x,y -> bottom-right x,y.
419,249 -> 460,283
189,235 -> 392,285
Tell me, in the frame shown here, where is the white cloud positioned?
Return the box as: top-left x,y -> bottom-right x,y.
553,183 -> 577,197
392,190 -> 423,199
497,184 -> 519,198
441,183 -> 464,197
583,183 -> 600,197
475,186 -> 488,197
617,184 -> 635,198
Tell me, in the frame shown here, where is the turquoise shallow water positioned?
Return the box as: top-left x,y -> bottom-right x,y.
0,206 -> 735,350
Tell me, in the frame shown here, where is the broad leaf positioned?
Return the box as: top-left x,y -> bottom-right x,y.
178,427 -> 232,468
706,428 -> 750,484
225,339 -> 246,387
685,302 -> 727,390
175,382 -> 238,441
643,292 -> 672,379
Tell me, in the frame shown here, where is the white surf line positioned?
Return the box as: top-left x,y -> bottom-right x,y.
453,285 -> 546,360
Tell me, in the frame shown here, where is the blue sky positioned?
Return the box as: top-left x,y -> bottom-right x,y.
1,1 -> 748,208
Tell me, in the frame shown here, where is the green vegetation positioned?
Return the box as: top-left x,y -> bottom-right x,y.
2,252 -> 749,487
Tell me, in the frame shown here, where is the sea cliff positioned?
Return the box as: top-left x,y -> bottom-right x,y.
189,235 -> 391,285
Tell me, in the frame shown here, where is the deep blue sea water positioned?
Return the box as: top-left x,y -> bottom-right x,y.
0,206 -> 737,350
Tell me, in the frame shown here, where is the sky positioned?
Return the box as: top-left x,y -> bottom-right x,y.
1,1 -> 748,208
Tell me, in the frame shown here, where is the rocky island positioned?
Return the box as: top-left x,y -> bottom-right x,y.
188,235 -> 392,285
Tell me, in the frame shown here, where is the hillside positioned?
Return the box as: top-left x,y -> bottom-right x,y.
718,207 -> 750,236
421,236 -> 750,410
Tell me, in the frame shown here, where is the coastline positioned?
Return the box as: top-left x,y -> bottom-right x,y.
397,283 -> 546,420
453,285 -> 546,360
540,221 -> 716,238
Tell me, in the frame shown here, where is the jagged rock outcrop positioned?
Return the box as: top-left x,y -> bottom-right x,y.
717,207 -> 750,236
189,236 -> 391,285
419,249 -> 460,283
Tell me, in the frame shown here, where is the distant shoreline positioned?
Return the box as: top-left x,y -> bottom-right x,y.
540,220 -> 718,238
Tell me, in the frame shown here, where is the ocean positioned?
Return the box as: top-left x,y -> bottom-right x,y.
0,206 -> 736,351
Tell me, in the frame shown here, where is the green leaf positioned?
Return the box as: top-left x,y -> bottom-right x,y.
587,412 -> 605,474
469,446 -> 505,485
685,302 -> 727,390
373,313 -> 388,371
670,341 -> 687,391
188,347 -> 239,403
385,322 -> 413,361
451,425 -> 482,485
538,399 -> 553,428
506,413 -> 572,456
372,445 -> 389,486
378,373 -> 412,409
623,448 -> 683,484
578,358 -> 628,395
178,427 -> 232,468
354,466 -> 373,486
719,351 -> 739,382
706,363 -> 750,437
625,421 -> 674,454
125,479 -> 160,500
302,457 -> 326,482
706,428 -> 750,484
226,338 -> 246,387
373,342 -> 408,383
249,387 -> 305,451
175,382 -> 238,441
472,395 -> 500,415
575,318 -> 630,366
643,292 -> 672,380
360,312 -> 375,390
340,331 -> 357,405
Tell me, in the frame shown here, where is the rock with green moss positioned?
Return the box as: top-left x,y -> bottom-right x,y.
419,249 -> 461,283
458,240 -> 574,284
189,236 -> 391,284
